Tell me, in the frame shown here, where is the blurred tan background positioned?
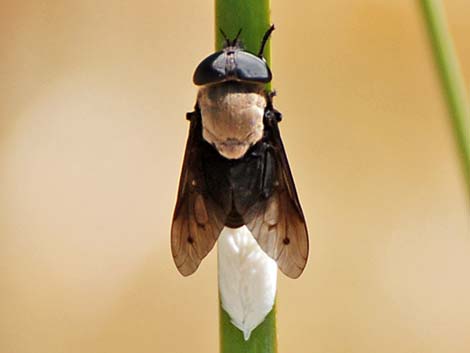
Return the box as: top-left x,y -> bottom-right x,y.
1,1 -> 469,352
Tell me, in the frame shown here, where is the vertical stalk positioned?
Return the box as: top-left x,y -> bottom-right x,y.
215,1 -> 277,353
419,0 -> 470,196
215,0 -> 271,87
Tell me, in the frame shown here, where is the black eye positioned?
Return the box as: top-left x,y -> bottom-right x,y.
234,51 -> 272,83
193,51 -> 227,86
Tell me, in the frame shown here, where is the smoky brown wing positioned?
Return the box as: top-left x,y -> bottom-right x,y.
171,193 -> 225,276
246,116 -> 309,278
171,112 -> 226,276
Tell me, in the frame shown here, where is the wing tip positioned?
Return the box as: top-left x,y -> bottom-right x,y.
280,260 -> 307,279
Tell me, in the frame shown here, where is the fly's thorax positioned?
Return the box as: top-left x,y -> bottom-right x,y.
197,82 -> 267,160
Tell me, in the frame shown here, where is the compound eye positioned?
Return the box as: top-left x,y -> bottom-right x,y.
234,51 -> 272,83
193,51 -> 227,86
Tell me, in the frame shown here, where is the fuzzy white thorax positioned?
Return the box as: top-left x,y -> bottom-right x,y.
218,226 -> 277,341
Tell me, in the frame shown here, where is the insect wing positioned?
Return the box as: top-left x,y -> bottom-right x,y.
171,112 -> 226,276
246,113 -> 309,278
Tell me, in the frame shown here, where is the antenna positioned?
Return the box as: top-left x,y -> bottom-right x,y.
219,28 -> 230,47
219,28 -> 243,47
233,28 -> 242,46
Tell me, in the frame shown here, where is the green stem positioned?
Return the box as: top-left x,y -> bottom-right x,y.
419,0 -> 470,196
215,1 -> 277,352
220,307 -> 277,353
215,0 -> 271,66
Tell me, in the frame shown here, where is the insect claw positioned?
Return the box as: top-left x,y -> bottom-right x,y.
258,24 -> 275,57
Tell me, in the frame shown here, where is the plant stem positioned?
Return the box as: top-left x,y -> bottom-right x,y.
215,0 -> 271,66
215,1 -> 277,352
220,308 -> 277,353
419,0 -> 470,196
